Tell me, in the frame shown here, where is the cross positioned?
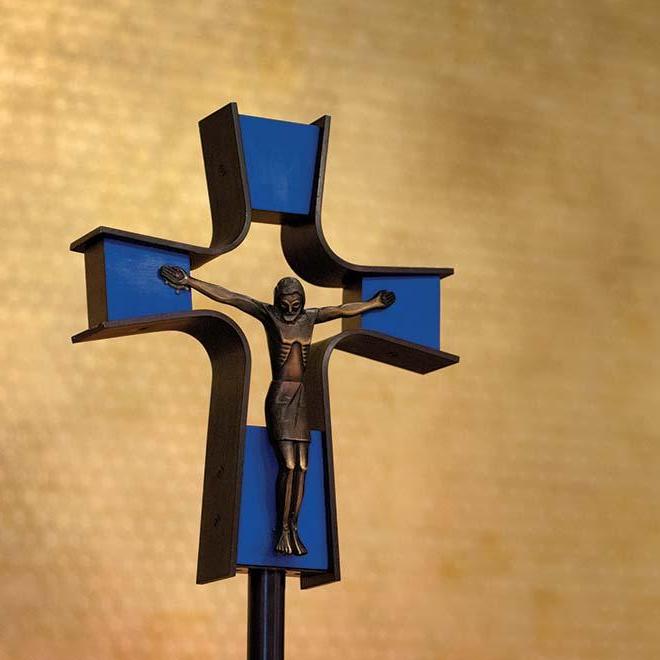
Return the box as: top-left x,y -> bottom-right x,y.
71,102 -> 459,660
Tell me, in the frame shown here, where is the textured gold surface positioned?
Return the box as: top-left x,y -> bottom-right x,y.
2,1 -> 660,658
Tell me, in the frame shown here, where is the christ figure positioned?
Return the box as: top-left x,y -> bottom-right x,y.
159,266 -> 395,555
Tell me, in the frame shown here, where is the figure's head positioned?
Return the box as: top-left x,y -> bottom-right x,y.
274,277 -> 305,322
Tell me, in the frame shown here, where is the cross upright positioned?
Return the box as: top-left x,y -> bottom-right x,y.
71,102 -> 459,660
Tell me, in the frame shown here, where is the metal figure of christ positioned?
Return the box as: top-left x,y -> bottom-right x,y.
160,265 -> 395,555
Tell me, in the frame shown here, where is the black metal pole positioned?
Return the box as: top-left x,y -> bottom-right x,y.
247,568 -> 285,660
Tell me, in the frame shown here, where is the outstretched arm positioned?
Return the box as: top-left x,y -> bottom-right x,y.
159,265 -> 267,320
315,290 -> 395,323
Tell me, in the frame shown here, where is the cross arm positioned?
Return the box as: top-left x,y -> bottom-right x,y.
315,290 -> 395,323
190,278 -> 267,320
170,266 -> 266,320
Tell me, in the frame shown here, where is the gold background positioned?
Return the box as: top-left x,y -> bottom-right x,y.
2,1 -> 659,658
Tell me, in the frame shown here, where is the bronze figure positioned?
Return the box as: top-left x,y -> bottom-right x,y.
159,265 -> 394,555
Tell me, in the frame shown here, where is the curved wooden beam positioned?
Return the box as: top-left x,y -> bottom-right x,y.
281,116 -> 455,288
301,330 -> 458,589
71,103 -> 251,270
72,311 -> 251,584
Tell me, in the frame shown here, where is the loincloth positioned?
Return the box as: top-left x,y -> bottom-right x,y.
265,380 -> 310,443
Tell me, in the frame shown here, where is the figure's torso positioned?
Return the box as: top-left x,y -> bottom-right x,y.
263,307 -> 317,382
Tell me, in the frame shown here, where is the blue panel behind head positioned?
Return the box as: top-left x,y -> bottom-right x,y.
361,276 -> 441,349
104,238 -> 192,321
237,426 -> 328,572
239,115 -> 320,215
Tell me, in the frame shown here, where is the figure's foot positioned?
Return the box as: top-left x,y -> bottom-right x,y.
290,526 -> 308,556
275,528 -> 293,555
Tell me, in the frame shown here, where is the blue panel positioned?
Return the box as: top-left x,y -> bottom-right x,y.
361,276 -> 441,349
104,238 -> 192,321
239,115 -> 320,215
237,426 -> 328,571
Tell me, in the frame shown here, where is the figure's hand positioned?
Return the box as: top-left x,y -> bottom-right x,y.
159,265 -> 190,291
373,290 -> 396,308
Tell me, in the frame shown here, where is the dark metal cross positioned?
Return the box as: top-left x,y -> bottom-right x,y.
71,102 -> 459,660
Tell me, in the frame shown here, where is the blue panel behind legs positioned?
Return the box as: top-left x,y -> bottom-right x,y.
104,238 -> 192,321
237,426 -> 328,572
239,115 -> 320,215
361,276 -> 441,349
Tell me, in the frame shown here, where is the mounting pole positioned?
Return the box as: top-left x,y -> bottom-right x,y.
247,569 -> 286,660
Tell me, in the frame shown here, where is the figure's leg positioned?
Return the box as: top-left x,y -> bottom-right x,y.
289,442 -> 309,556
274,441 -> 296,554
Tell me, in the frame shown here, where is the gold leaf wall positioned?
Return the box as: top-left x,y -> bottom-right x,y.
2,1 -> 659,658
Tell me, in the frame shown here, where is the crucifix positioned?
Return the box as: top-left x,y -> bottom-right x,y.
71,102 -> 459,660
160,265 -> 395,556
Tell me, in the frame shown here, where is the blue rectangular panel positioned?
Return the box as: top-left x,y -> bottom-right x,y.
239,115 -> 320,215
361,276 -> 441,349
104,238 -> 192,321
237,426 -> 328,571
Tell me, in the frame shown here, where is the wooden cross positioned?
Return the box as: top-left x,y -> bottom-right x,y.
71,102 -> 459,659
